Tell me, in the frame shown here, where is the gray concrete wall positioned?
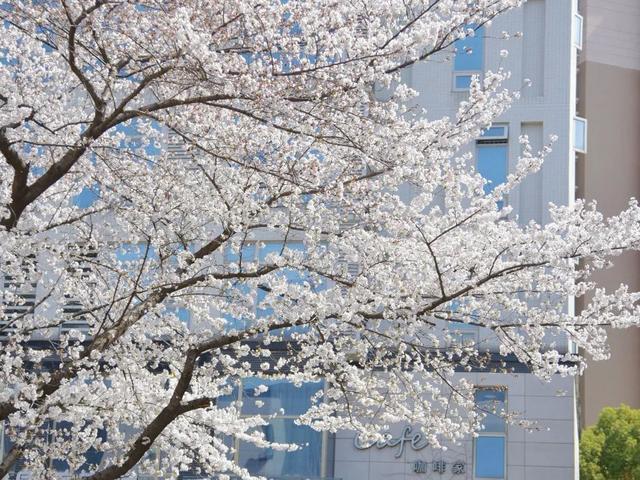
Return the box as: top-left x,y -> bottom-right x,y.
333,373 -> 576,480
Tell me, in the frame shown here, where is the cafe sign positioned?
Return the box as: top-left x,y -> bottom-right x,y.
353,424 -> 428,458
353,425 -> 466,475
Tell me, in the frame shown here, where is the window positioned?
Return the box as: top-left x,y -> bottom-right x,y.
573,13 -> 584,50
481,125 -> 509,140
574,117 -> 587,153
453,72 -> 476,91
476,125 -> 509,208
474,387 -> 507,479
1,256 -> 37,337
453,26 -> 485,91
218,379 -> 329,479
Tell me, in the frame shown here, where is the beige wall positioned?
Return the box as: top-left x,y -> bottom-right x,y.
577,0 -> 640,428
577,58 -> 640,426
580,0 -> 640,71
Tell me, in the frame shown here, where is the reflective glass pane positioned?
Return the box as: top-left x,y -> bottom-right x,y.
216,382 -> 240,409
455,74 -> 473,90
256,242 -> 315,337
241,379 -> 323,416
256,243 -> 285,319
238,419 -> 322,478
574,118 -> 587,152
475,436 -> 505,478
258,242 -> 305,262
164,304 -> 190,327
482,126 -> 507,138
574,15 -> 583,48
475,389 -> 506,432
454,26 -> 485,71
477,145 -> 508,195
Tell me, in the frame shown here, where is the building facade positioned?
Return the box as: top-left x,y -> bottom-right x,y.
332,1 -> 584,478
576,0 -> 640,428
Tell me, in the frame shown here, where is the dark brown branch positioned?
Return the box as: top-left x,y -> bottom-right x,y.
83,350 -> 207,480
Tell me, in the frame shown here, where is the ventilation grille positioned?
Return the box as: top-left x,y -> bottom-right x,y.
1,257 -> 37,337
61,248 -> 98,333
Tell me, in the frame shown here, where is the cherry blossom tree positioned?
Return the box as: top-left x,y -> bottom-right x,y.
1,1 -> 639,478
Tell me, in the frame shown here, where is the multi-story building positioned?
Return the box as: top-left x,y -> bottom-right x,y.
576,0 -> 640,427
1,1 -> 587,479
331,2 -> 583,480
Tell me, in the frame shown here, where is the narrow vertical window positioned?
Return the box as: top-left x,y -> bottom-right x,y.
476,125 -> 509,208
573,13 -> 584,50
452,25 -> 485,91
574,117 -> 587,153
474,387 -> 507,479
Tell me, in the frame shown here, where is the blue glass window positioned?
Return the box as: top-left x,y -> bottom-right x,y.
1,420 -> 105,475
454,26 -> 485,71
574,117 -> 587,152
454,74 -> 473,90
238,419 -> 322,478
224,243 -> 256,332
474,388 -> 506,479
573,14 -> 584,49
475,389 -> 506,432
215,380 -> 240,409
475,436 -> 505,478
114,243 -> 159,292
164,304 -> 190,328
481,126 -> 508,138
446,300 -> 479,345
241,378 -> 323,416
115,243 -> 158,263
256,242 -> 306,319
222,379 -> 326,478
477,145 -> 508,195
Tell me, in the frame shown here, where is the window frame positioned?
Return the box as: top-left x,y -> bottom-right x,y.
452,71 -> 482,92
473,386 -> 508,480
226,378 -> 331,479
573,13 -> 584,50
452,24 -> 485,92
480,125 -> 509,141
475,130 -> 510,210
574,116 -> 587,153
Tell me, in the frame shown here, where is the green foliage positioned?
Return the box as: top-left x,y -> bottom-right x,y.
580,405 -> 640,480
